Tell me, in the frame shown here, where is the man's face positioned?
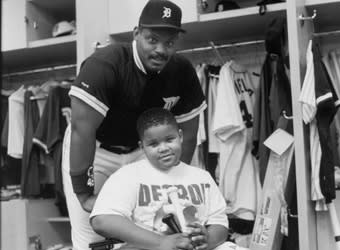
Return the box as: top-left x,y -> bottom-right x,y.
139,124 -> 183,171
134,27 -> 179,73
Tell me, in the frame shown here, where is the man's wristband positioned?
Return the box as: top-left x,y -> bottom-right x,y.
70,166 -> 94,194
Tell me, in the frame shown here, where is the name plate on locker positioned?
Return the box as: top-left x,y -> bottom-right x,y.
264,128 -> 294,156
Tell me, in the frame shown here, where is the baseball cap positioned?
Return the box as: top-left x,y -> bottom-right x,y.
138,0 -> 185,33
52,21 -> 76,37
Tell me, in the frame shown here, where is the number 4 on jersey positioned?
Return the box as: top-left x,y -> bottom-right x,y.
239,100 -> 253,128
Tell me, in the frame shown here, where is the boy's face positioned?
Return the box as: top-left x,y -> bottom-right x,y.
139,124 -> 183,171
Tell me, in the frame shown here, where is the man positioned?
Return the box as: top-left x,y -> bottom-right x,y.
62,0 -> 207,249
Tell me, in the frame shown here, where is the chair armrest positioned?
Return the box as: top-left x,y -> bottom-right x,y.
89,238 -> 124,250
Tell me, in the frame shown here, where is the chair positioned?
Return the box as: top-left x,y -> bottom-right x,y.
89,238 -> 123,250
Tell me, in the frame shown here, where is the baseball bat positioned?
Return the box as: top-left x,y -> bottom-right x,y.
162,213 -> 182,233
167,187 -> 187,232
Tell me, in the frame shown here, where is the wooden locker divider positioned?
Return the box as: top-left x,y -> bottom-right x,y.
286,0 -> 318,249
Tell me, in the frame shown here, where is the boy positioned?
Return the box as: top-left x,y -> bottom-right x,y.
90,108 -> 245,250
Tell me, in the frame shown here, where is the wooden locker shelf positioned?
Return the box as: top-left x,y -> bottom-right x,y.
2,37 -> 76,73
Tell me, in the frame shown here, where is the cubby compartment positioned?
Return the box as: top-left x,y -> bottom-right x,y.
196,0 -> 280,15
2,0 -> 77,74
26,0 -> 76,42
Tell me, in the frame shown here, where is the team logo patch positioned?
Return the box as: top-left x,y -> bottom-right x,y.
162,7 -> 172,18
163,96 -> 180,110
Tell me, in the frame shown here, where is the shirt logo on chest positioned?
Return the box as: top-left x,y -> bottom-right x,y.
163,96 -> 180,110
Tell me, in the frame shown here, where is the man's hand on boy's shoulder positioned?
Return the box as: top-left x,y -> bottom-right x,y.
159,233 -> 194,250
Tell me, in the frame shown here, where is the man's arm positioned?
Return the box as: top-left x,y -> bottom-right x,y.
91,215 -> 193,250
178,116 -> 199,164
70,96 -> 104,212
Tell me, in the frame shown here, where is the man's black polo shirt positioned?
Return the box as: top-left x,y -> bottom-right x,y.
69,42 -> 206,148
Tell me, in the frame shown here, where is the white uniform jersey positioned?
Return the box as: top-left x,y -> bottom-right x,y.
212,61 -> 261,220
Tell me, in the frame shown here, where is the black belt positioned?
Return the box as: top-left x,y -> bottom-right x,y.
99,143 -> 137,154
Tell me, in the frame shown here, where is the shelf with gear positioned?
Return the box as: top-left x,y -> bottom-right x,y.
2,0 -> 76,74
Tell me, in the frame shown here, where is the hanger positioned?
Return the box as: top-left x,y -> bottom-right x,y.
209,41 -> 225,65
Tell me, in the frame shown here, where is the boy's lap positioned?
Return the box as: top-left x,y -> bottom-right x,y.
213,241 -> 249,250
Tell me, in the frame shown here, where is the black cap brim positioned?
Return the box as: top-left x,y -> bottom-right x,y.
139,24 -> 186,33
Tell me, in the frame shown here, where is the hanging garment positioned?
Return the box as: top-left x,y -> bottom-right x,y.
252,53 -> 292,185
33,85 -> 71,215
204,65 -> 221,180
313,39 -> 340,203
252,17 -> 292,185
207,66 -> 221,153
212,60 -> 261,220
7,86 -> 26,159
191,64 -> 208,169
299,40 -> 325,210
322,50 -> 340,167
21,90 -> 41,196
299,39 -> 340,206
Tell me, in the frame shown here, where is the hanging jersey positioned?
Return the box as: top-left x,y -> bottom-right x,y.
300,40 -> 340,207
212,61 -> 260,220
299,40 -> 325,210
312,39 -> 340,203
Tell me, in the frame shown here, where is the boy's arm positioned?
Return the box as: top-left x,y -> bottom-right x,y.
91,214 -> 194,250
206,224 -> 229,250
188,223 -> 228,250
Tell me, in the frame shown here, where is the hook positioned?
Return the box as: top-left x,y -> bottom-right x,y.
93,41 -> 101,50
288,208 -> 298,218
282,110 -> 293,120
299,9 -> 317,26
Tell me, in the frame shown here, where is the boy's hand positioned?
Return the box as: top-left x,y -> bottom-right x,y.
159,233 -> 194,250
186,222 -> 209,250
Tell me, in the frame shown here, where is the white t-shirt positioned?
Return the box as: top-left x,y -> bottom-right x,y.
91,159 -> 228,244
8,86 -> 26,159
